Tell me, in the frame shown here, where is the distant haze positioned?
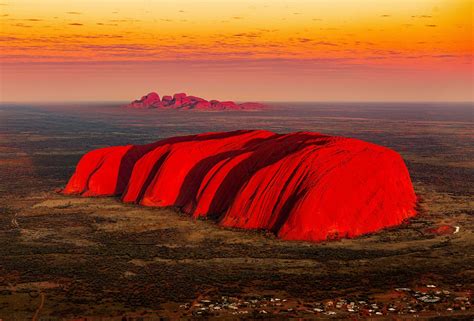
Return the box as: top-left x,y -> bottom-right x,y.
0,0 -> 472,102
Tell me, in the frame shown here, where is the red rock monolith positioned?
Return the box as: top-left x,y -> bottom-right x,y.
62,130 -> 417,242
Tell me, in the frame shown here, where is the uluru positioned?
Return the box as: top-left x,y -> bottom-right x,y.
125,92 -> 265,110
62,130 -> 417,242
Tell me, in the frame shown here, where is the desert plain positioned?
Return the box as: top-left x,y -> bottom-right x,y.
0,102 -> 472,320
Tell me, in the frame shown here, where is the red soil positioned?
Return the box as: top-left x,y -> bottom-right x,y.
62,130 -> 417,242
426,225 -> 456,235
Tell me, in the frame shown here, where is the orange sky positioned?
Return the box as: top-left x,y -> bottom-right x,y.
0,0 -> 473,102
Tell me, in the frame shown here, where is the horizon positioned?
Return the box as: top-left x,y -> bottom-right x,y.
1,99 -> 474,104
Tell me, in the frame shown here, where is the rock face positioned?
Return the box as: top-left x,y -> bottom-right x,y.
126,92 -> 265,110
62,130 -> 417,242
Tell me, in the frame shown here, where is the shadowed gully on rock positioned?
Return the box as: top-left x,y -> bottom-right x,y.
62,130 -> 417,242
125,92 -> 266,110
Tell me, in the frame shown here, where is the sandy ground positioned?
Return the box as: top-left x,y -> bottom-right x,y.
0,178 -> 472,320
0,103 -> 472,320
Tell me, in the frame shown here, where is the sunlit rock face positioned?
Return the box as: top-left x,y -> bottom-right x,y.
62,130 -> 417,242
126,92 -> 265,110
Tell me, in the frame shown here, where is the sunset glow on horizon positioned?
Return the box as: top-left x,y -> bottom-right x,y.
1,0 -> 472,102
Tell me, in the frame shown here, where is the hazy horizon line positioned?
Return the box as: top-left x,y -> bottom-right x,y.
1,100 -> 473,104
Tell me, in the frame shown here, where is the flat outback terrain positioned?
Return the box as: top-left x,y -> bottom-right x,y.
0,103 -> 472,320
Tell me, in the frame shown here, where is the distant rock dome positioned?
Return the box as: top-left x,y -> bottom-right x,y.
125,92 -> 266,110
